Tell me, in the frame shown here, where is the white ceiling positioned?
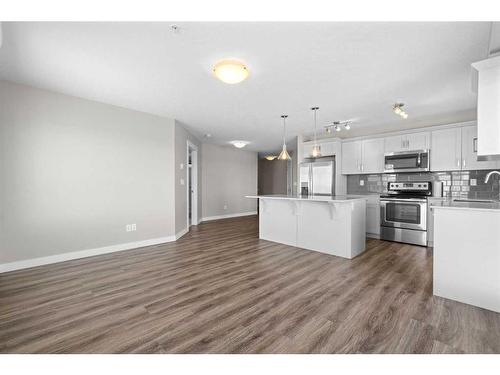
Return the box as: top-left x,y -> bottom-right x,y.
0,22 -> 491,153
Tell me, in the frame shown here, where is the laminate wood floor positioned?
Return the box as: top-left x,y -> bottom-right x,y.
1,215 -> 499,353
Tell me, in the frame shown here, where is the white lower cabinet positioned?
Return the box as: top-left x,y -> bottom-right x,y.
366,202 -> 380,237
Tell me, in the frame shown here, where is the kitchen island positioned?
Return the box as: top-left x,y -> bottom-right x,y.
246,195 -> 367,259
433,200 -> 500,313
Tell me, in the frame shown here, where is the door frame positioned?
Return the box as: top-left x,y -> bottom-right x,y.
186,140 -> 199,228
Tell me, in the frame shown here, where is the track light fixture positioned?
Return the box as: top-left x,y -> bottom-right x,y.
324,121 -> 352,133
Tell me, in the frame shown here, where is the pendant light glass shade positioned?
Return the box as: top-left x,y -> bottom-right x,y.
277,115 -> 291,161
310,107 -> 321,158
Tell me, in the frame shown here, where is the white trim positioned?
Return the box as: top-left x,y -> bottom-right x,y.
175,227 -> 189,240
186,140 -> 199,229
366,233 -> 380,239
202,211 -> 258,222
0,235 -> 177,274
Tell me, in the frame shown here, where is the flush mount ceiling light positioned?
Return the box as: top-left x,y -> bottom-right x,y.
393,103 -> 409,119
213,60 -> 249,84
265,155 -> 277,161
310,107 -> 321,158
277,115 -> 291,161
230,140 -> 249,149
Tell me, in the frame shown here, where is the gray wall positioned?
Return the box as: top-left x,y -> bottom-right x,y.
201,143 -> 258,219
174,121 -> 202,233
0,81 -> 177,264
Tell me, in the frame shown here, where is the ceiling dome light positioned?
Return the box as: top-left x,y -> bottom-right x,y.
265,155 -> 277,161
230,140 -> 249,149
213,60 -> 249,84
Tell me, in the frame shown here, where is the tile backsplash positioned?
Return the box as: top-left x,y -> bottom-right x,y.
347,169 -> 500,200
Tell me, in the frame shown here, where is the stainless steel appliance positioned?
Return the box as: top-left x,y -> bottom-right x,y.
384,149 -> 430,173
380,181 -> 432,246
299,157 -> 335,196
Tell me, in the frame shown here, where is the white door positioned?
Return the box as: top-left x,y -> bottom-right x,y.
361,138 -> 385,174
341,141 -> 362,175
406,132 -> 430,150
431,128 -> 462,171
384,135 -> 404,153
461,125 -> 499,170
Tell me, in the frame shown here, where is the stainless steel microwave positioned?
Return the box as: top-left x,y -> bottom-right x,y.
384,150 -> 430,173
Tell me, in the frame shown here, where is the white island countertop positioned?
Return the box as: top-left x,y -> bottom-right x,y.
245,194 -> 367,203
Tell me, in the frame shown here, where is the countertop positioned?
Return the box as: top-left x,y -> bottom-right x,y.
431,200 -> 500,212
245,194 -> 367,203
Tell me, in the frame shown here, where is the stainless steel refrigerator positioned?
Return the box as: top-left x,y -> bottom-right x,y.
299,157 -> 335,196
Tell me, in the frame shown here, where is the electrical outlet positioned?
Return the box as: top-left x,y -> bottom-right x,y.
126,224 -> 131,232
180,163 -> 184,170
131,224 -> 136,231
360,180 -> 365,186
223,204 -> 228,210
180,178 -> 185,185
470,179 -> 477,186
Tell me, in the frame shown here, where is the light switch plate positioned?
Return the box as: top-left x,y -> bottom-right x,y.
180,163 -> 184,170
360,180 -> 365,186
180,178 -> 185,185
470,179 -> 477,186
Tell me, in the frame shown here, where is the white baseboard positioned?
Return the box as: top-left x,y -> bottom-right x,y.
201,211 -> 257,222
0,235 -> 178,274
367,233 -> 380,239
175,227 -> 189,240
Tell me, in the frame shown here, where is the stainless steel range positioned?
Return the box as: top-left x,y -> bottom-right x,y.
380,182 -> 432,246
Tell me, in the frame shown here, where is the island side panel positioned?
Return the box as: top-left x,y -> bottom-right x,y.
259,198 -> 297,247
349,199 -> 367,258
433,208 -> 500,313
296,201 -> 352,258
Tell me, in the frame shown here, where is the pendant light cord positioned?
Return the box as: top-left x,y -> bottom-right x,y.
311,107 -> 319,146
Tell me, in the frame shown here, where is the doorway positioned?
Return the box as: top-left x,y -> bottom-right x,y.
187,141 -> 198,229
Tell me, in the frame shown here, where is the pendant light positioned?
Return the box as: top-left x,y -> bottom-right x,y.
277,115 -> 291,160
311,107 -> 321,158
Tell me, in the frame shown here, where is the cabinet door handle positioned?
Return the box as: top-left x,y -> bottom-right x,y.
473,137 -> 478,153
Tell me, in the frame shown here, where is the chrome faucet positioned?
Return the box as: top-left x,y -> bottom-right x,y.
484,170 -> 500,183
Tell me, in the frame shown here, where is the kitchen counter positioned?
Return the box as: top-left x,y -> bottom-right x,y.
246,195 -> 366,259
245,194 -> 367,203
431,200 -> 500,212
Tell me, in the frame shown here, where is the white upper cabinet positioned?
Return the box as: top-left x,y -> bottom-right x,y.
384,135 -> 405,153
461,125 -> 499,170
342,138 -> 384,175
406,132 -> 430,150
302,141 -> 336,158
472,56 -> 500,157
361,138 -> 385,174
431,128 -> 462,171
342,141 -> 362,174
385,132 -> 430,153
